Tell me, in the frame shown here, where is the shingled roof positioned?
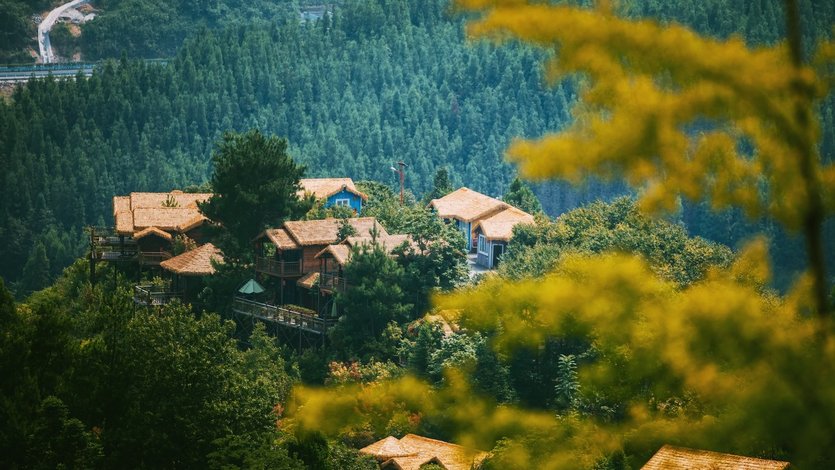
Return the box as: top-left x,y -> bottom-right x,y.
315,234 -> 413,267
113,190 -> 212,235
360,434 -> 487,470
429,187 -> 508,223
160,243 -> 223,276
641,445 -> 791,470
299,178 -> 368,201
473,206 -> 535,242
282,217 -> 388,246
258,228 -> 300,250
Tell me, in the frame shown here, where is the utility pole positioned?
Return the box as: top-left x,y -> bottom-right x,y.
390,161 -> 407,205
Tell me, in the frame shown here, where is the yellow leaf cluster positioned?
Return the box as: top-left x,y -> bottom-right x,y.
288,246 -> 835,467
455,0 -> 834,228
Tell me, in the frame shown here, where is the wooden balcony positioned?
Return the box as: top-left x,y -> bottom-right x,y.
138,250 -> 173,266
255,256 -> 302,277
90,229 -> 138,261
319,272 -> 349,293
231,297 -> 336,335
134,285 -> 182,306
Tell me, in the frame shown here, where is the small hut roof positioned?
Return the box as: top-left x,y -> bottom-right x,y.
473,206 -> 535,242
361,434 -> 486,470
113,191 -> 212,235
428,187 -> 507,223
316,244 -> 352,266
132,207 -> 207,233
299,178 -> 367,201
113,196 -> 131,217
315,234 -> 413,266
297,271 -> 320,290
641,445 -> 791,470
262,228 -> 300,250
133,226 -> 173,241
346,234 -> 413,252
283,217 -> 388,246
160,243 -> 223,276
128,191 -> 212,210
359,436 -> 418,460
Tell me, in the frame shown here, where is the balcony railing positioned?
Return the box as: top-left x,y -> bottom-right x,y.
138,251 -> 173,266
90,229 -> 138,261
255,257 -> 302,277
319,272 -> 349,292
231,297 -> 336,334
134,285 -> 182,306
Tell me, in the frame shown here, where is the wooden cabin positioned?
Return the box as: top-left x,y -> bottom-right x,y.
472,206 -> 534,269
360,434 -> 487,470
428,187 -> 509,251
134,243 -> 223,306
111,190 -> 212,266
315,234 -> 413,294
299,178 -> 368,213
642,445 -> 791,470
253,217 -> 388,311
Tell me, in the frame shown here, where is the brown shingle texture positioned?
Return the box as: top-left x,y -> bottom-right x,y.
160,243 -> 223,276
113,191 -> 212,235
641,445 -> 791,470
283,217 -> 388,246
299,178 -> 368,201
473,206 -> 535,242
429,187 -> 508,223
360,434 -> 486,470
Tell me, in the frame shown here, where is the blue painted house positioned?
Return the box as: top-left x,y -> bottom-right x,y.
428,187 -> 508,251
299,178 -> 367,213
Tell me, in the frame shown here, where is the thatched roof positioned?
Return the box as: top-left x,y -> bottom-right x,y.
361,434 -> 487,470
315,234 -> 413,266
429,187 -> 508,223
133,226 -> 173,241
160,243 -> 223,276
473,206 -> 535,242
256,228 -> 300,250
113,190 -> 212,235
283,217 -> 388,246
299,178 -> 368,201
316,244 -> 352,266
297,271 -> 320,290
360,436 -> 418,460
131,207 -> 207,233
641,445 -> 791,470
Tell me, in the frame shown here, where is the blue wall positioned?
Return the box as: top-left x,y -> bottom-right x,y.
325,189 -> 363,213
456,219 -> 473,250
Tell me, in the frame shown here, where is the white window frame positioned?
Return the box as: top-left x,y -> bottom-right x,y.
478,234 -> 488,255
334,198 -> 351,207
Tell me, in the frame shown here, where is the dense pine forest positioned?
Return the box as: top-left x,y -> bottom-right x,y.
2,0 -> 834,293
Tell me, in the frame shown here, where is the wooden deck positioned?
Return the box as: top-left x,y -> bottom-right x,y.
133,285 -> 182,306
231,297 -> 336,334
137,251 -> 173,266
255,257 -> 302,277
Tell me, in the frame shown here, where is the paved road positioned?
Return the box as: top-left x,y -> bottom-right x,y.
38,0 -> 89,63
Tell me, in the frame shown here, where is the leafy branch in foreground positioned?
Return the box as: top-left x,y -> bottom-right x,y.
456,0 -> 834,314
287,1 -> 835,468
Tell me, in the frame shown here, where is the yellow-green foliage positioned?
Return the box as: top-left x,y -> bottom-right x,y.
291,246 -> 835,467
456,0 -> 834,229
286,2 -> 835,468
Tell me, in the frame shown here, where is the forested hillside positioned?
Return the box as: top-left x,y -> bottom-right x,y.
1,0 -> 834,293
0,0 -> 572,292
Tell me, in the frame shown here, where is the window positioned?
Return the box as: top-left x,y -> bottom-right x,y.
334,198 -> 350,207
478,234 -> 488,254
